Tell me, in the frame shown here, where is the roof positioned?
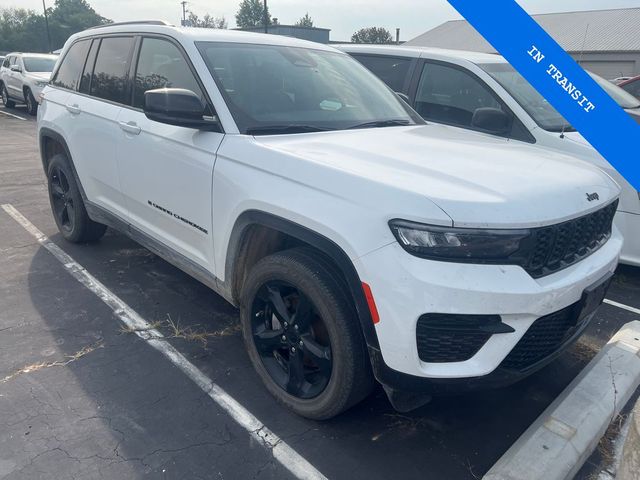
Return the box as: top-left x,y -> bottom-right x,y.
237,24 -> 331,32
68,22 -> 337,52
406,7 -> 640,53
334,44 -> 505,64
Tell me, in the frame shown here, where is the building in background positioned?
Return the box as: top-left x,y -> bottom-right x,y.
406,8 -> 640,80
236,25 -> 330,44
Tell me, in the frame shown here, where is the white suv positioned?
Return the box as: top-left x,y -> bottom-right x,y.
38,21 -> 622,419
1,53 -> 58,115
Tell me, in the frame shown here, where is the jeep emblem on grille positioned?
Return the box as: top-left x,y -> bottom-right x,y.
586,192 -> 599,202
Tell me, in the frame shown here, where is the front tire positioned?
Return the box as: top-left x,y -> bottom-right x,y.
47,153 -> 107,243
25,88 -> 37,116
1,84 -> 15,108
240,248 -> 373,420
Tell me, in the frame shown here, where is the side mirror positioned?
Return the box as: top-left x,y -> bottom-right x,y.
143,88 -> 219,130
395,92 -> 410,104
10,65 -> 22,73
471,107 -> 511,134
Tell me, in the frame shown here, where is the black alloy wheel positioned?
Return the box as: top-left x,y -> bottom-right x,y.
49,164 -> 75,234
250,281 -> 332,399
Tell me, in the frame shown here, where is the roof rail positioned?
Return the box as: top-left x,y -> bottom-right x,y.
86,20 -> 173,30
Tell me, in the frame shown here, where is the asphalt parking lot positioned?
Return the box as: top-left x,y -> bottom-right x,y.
1,104 -> 640,480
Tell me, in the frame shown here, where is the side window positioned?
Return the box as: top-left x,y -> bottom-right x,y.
415,62 -> 503,129
351,54 -> 412,94
79,39 -> 99,94
133,37 -> 205,109
51,40 -> 91,91
90,36 -> 135,104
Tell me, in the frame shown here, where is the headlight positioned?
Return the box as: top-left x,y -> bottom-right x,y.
35,81 -> 48,87
389,219 -> 531,262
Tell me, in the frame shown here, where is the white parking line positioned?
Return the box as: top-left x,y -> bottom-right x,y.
604,298 -> 640,316
0,109 -> 27,121
1,203 -> 327,480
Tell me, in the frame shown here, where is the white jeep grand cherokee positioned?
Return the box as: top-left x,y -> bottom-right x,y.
38,21 -> 622,419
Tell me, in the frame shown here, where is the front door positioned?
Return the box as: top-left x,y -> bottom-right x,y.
116,36 -> 224,270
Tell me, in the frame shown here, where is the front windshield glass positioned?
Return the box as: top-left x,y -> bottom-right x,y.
196,42 -> 421,134
588,71 -> 640,109
23,56 -> 57,73
480,63 -> 571,132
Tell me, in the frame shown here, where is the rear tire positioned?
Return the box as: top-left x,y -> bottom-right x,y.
25,88 -> 37,116
240,248 -> 374,420
47,153 -> 107,243
1,84 -> 15,108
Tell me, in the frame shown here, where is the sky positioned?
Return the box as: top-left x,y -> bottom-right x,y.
6,0 -> 640,42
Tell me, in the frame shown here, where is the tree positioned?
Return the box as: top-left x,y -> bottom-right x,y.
351,27 -> 393,44
47,0 -> 110,50
0,0 -> 110,53
235,0 -> 271,28
295,13 -> 313,27
186,12 -> 227,29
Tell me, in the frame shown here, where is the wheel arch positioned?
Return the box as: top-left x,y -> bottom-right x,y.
39,127 -> 89,199
226,210 -> 380,350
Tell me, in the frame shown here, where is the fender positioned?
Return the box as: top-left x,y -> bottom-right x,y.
226,210 -> 380,350
38,127 -> 91,201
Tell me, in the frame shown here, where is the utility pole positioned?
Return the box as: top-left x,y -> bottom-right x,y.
263,0 -> 268,34
42,0 -> 52,53
181,1 -> 188,26
396,28 -> 400,45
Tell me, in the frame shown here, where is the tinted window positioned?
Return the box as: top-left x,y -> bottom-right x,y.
415,62 -> 502,129
133,37 -> 205,109
351,54 -> 412,94
51,41 -> 91,91
621,79 -> 640,100
90,36 -> 134,104
2,57 -> 9,68
79,39 -> 99,94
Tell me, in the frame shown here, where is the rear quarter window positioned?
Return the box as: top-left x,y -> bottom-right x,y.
51,40 -> 91,91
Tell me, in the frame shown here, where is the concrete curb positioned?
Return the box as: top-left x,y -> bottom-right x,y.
484,320 -> 640,480
617,399 -> 640,480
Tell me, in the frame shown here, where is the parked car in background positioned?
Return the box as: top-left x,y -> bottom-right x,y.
337,44 -> 640,267
0,56 -> 4,66
39,22 -> 621,419
616,75 -> 640,101
0,53 -> 58,115
589,71 -> 640,123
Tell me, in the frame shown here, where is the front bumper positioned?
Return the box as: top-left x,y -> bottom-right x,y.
354,226 -> 622,386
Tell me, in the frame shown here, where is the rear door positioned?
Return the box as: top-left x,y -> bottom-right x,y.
53,36 -> 134,220
115,35 -> 224,269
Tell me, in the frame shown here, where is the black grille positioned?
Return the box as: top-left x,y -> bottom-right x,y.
501,303 -> 583,372
524,200 -> 618,278
416,314 -> 497,363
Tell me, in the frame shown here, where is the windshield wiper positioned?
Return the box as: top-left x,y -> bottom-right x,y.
246,125 -> 331,135
346,119 -> 411,130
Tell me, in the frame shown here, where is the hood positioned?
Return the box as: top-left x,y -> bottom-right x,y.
26,72 -> 51,82
563,131 -> 639,215
255,124 -> 620,228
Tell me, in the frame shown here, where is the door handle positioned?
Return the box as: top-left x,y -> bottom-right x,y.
119,121 -> 141,135
65,104 -> 81,115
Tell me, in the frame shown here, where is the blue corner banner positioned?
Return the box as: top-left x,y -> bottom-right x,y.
447,0 -> 640,191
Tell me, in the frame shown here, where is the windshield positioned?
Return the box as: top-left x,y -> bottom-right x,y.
196,42 -> 421,134
588,71 -> 640,109
23,56 -> 57,73
480,63 -> 571,132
